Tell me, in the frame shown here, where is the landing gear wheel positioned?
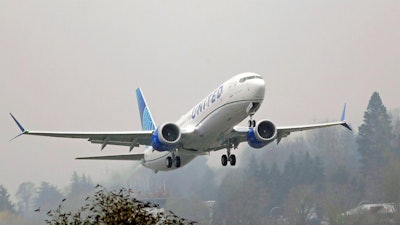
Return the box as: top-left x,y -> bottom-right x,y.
166,157 -> 173,168
248,120 -> 256,128
229,154 -> 236,166
175,156 -> 181,168
221,155 -> 228,166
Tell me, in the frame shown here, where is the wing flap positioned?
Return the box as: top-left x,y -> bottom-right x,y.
76,154 -> 144,161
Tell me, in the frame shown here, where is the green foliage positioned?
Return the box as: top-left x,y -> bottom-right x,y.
358,92 -> 393,170
357,92 -> 394,201
45,185 -> 195,225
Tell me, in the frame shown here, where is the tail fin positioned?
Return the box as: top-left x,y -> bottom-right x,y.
136,88 -> 156,131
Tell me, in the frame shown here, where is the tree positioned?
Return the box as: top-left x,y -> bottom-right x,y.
382,155 -> 400,202
214,170 -> 269,225
283,185 -> 316,225
391,109 -> 400,152
15,182 -> 35,214
34,182 -> 63,212
69,172 -> 93,195
45,186 -> 195,224
357,92 -> 393,200
0,185 -> 15,213
267,162 -> 283,209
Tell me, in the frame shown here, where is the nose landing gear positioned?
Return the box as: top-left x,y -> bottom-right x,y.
248,115 -> 256,128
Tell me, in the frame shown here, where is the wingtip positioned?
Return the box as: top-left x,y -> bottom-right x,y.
339,103 -> 352,131
341,121 -> 353,131
10,113 -> 26,133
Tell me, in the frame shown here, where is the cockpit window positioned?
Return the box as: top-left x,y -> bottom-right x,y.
239,75 -> 262,83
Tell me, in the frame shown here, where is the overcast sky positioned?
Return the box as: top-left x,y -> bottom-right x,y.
1,1 -> 399,194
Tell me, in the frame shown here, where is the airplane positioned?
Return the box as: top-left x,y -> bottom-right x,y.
10,72 -> 352,172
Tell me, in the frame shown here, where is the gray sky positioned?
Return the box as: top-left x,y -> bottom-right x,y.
1,0 -> 399,194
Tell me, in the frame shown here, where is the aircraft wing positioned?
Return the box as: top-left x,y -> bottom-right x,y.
275,103 -> 352,142
275,120 -> 351,143
10,113 -> 152,151
230,104 -> 352,145
231,120 -> 351,145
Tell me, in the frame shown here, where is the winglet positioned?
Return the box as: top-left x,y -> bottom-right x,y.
341,103 -> 347,121
10,113 -> 26,133
340,104 -> 352,131
9,113 -> 27,141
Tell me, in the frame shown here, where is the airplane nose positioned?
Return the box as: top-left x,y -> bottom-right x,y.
248,76 -> 265,99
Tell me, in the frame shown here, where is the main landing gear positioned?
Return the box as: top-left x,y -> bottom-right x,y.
221,153 -> 236,166
221,145 -> 236,167
221,116 -> 257,167
166,151 -> 181,168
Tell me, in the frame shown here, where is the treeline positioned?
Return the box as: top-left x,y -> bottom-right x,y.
209,91 -> 400,225
0,172 -> 93,224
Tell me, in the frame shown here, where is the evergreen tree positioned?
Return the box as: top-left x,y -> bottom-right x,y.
312,155 -> 325,192
282,153 -> 298,190
245,154 -> 260,178
0,185 -> 15,213
69,172 -> 93,197
267,162 -> 283,209
34,182 -> 63,212
391,109 -> 400,152
357,92 -> 393,200
15,182 -> 35,214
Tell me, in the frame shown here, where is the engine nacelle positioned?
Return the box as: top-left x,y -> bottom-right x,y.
247,120 -> 277,148
151,123 -> 181,152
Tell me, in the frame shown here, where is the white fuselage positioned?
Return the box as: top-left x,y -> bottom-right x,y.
141,73 -> 265,172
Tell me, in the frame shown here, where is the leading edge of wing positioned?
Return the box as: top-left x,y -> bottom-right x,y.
277,103 -> 352,133
21,130 -> 153,139
76,154 -> 144,161
277,120 -> 351,133
9,113 -> 153,138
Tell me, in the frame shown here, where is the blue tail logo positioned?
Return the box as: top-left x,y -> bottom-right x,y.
136,88 -> 156,131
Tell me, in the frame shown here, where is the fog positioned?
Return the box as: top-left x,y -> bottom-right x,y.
0,0 -> 399,213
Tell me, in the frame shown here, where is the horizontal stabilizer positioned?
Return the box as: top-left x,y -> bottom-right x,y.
76,154 -> 144,161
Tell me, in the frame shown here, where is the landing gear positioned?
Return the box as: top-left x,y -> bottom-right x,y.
248,115 -> 256,128
248,120 -> 256,128
229,154 -> 236,166
221,144 -> 236,166
175,156 -> 181,168
221,155 -> 228,166
165,151 -> 181,168
166,157 -> 173,168
221,153 -> 236,166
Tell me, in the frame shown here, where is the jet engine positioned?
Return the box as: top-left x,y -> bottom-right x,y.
151,123 -> 181,152
247,120 -> 277,148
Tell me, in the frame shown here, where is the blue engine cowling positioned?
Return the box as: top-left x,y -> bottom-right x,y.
151,123 -> 181,152
247,120 -> 277,148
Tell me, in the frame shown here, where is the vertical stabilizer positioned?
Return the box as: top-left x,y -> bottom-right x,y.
136,88 -> 156,131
